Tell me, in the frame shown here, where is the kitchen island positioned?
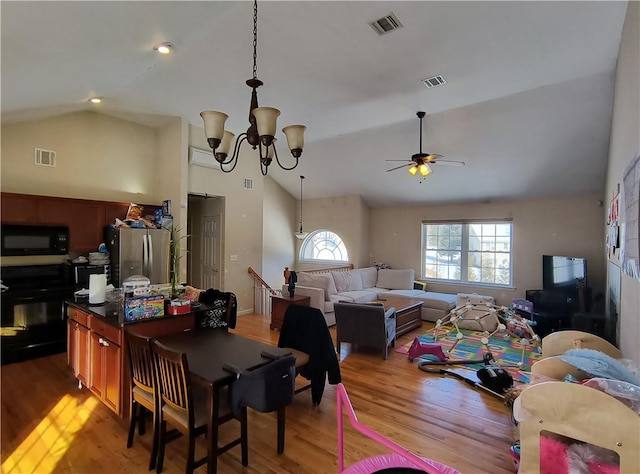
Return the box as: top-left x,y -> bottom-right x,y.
65,298 -> 206,419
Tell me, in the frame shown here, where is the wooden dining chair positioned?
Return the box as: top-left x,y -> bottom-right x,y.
125,331 -> 160,471
151,340 -> 248,474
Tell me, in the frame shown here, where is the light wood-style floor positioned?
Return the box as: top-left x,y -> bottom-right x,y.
1,314 -> 517,473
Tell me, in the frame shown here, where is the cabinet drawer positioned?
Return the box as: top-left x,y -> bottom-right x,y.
88,317 -> 121,346
68,307 -> 89,327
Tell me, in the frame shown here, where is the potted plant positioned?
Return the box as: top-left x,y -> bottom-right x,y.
170,228 -> 190,298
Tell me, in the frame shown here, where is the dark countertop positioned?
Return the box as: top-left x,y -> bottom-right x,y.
66,297 -> 206,328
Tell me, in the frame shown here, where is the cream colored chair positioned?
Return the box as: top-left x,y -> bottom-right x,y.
540,330 -> 621,359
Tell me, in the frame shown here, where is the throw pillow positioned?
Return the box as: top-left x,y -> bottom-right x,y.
358,267 -> 378,289
376,268 -> 415,290
297,272 -> 337,301
332,270 -> 364,292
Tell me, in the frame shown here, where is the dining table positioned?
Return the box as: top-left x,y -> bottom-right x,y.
156,327 -> 293,474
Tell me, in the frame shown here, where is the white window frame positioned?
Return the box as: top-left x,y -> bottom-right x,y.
420,220 -> 513,288
299,229 -> 349,264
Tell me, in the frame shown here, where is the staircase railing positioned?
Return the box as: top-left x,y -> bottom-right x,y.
248,267 -> 281,316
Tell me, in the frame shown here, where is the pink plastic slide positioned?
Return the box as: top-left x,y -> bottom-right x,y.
337,383 -> 460,473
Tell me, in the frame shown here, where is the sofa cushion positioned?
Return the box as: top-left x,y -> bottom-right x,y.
335,290 -> 378,304
377,290 -> 457,311
358,267 -> 378,289
376,269 -> 415,290
332,270 -> 364,293
297,273 -> 337,301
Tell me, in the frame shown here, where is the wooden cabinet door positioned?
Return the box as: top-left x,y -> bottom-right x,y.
77,323 -> 90,385
67,320 -> 77,371
102,338 -> 121,414
89,331 -> 104,399
0,193 -> 38,224
68,321 -> 91,386
39,200 -> 105,252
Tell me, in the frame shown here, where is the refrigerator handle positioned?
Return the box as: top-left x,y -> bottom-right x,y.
148,234 -> 154,277
142,233 -> 149,276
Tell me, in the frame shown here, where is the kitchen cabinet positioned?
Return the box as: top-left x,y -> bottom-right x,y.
67,309 -> 90,386
65,302 -> 195,419
0,193 -> 38,223
1,193 -> 161,253
89,330 -> 121,414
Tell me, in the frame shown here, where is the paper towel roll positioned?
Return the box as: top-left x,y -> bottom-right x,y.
89,274 -> 107,305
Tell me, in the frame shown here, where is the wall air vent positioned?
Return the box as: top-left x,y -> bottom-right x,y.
189,146 -> 221,170
369,12 -> 403,36
243,178 -> 254,190
35,148 -> 56,167
422,75 -> 447,88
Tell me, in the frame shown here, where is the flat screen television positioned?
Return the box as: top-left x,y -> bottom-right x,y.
542,255 -> 587,290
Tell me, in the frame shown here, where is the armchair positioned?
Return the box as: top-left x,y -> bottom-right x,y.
334,302 -> 396,360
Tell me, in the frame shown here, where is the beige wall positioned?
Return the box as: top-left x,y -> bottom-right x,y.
371,195 -> 606,306
263,177 -> 297,289
295,194 -> 371,271
1,112 -> 161,204
188,124 -> 268,313
605,1 -> 640,367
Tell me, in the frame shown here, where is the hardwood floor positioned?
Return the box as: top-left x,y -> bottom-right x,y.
1,314 -> 517,473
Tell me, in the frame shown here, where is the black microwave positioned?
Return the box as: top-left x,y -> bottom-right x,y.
1,224 -> 69,256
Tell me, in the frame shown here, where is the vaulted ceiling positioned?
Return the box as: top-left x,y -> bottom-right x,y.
1,1 -> 629,207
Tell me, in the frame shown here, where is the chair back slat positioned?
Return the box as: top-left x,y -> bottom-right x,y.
152,340 -> 193,424
126,331 -> 156,395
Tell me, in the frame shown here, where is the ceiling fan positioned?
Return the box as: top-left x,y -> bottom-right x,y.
386,111 -> 465,178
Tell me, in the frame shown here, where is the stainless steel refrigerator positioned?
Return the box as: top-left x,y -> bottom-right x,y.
105,227 -> 171,287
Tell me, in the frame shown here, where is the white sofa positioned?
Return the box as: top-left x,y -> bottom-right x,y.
282,267 -> 458,327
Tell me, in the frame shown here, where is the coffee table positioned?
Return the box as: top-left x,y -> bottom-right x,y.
375,296 -> 423,336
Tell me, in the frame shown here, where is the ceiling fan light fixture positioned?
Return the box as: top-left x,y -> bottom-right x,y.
419,163 -> 432,176
408,165 -> 418,175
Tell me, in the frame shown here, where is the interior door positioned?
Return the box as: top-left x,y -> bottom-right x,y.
201,214 -> 221,290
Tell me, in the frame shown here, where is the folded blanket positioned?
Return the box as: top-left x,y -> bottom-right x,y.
559,348 -> 640,386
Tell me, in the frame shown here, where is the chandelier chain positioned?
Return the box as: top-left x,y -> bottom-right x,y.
252,0 -> 258,80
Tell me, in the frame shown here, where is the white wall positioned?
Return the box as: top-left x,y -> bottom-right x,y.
605,1 -> 640,367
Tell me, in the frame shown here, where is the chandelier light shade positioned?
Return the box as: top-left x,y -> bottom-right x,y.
295,175 -> 309,240
200,0 -> 306,176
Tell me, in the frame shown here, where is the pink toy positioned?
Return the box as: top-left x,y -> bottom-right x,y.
337,383 -> 460,474
407,337 -> 448,362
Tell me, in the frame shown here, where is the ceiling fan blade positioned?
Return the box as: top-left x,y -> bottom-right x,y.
385,159 -> 411,162
433,159 -> 465,167
385,163 -> 414,172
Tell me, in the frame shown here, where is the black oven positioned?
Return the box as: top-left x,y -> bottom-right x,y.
1,264 -> 75,365
1,224 -> 69,256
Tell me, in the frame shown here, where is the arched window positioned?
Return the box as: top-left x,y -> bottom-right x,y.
299,230 -> 349,263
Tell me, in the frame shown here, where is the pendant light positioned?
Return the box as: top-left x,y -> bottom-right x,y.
295,175 -> 309,240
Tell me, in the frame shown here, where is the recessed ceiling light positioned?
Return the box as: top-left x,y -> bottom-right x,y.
89,97 -> 102,104
153,42 -> 173,55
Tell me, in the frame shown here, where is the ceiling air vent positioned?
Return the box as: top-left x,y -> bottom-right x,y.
369,12 -> 403,36
243,178 -> 254,190
35,148 -> 56,167
422,75 -> 447,89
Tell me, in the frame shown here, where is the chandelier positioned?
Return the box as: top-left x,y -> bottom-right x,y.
200,0 -> 306,176
295,175 -> 309,240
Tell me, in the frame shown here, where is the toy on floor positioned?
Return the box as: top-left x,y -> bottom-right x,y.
407,337 -> 448,362
432,301 -> 540,369
336,382 -> 460,474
